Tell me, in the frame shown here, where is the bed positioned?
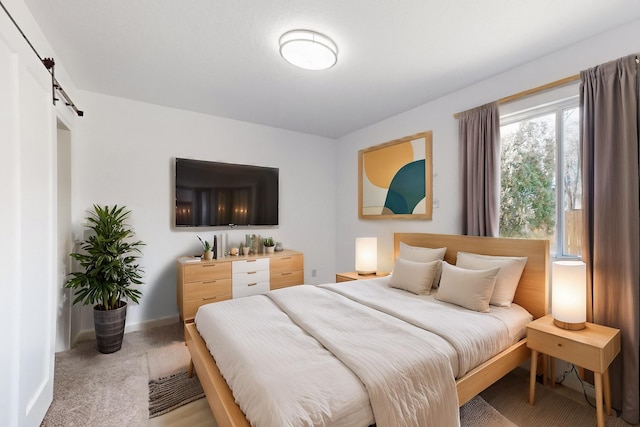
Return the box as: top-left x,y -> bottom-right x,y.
185,232 -> 549,426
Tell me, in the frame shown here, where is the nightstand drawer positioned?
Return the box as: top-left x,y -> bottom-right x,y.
528,328 -> 601,372
184,262 -> 231,283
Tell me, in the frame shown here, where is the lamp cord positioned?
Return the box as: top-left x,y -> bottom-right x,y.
555,364 -> 596,409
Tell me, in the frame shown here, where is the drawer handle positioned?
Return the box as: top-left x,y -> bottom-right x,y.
203,296 -> 218,301
203,264 -> 218,268
246,260 -> 257,263
281,257 -> 291,260
557,343 -> 563,348
247,283 -> 257,287
204,280 -> 217,284
248,271 -> 257,275
282,272 -> 292,276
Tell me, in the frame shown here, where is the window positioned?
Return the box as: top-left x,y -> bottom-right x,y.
500,98 -> 581,257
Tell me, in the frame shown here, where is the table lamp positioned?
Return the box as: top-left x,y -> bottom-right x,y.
552,260 -> 586,330
355,237 -> 377,275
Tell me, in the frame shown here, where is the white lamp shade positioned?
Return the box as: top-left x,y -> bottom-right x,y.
552,260 -> 586,329
355,237 -> 377,275
279,30 -> 338,70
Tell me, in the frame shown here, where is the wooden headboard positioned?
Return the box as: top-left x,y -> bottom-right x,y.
393,233 -> 550,319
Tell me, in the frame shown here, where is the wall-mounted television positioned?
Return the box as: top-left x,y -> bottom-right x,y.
175,158 -> 279,227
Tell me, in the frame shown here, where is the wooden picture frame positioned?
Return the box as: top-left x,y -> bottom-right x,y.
358,131 -> 433,219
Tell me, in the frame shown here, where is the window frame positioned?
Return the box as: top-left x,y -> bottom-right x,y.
500,95 -> 580,259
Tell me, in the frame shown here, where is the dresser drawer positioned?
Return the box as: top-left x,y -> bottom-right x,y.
270,254 -> 303,273
232,281 -> 270,298
233,270 -> 270,286
184,296 -> 231,320
184,279 -> 232,301
232,258 -> 269,274
271,271 -> 304,290
527,328 -> 602,372
183,262 -> 231,283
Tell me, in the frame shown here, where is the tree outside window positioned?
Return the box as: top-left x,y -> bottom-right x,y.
500,101 -> 581,257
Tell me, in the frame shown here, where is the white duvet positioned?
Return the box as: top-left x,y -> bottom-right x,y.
195,279 -> 532,427
320,276 -> 533,378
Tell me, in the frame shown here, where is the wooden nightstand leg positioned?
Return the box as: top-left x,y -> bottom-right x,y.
529,349 -> 538,405
594,372 -> 604,427
603,369 -> 612,416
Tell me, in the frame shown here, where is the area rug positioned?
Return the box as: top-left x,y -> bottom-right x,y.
149,371 -> 205,418
461,395 -> 517,427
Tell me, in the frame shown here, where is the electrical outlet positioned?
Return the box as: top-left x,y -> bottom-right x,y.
311,269 -> 317,277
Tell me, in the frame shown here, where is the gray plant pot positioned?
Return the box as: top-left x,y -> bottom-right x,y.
93,301 -> 127,354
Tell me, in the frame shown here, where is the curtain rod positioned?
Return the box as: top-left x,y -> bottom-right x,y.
453,74 -> 579,119
0,0 -> 83,117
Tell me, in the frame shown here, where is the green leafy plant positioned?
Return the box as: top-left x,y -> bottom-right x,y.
66,205 -> 145,310
263,237 -> 275,247
197,235 -> 212,252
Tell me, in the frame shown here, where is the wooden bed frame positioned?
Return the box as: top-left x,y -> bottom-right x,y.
185,232 -> 550,427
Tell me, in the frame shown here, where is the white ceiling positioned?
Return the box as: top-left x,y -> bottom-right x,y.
22,0 -> 640,138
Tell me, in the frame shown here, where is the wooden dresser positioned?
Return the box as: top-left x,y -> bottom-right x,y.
177,249 -> 304,324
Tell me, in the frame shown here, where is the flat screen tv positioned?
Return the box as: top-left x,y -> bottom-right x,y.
175,158 -> 279,227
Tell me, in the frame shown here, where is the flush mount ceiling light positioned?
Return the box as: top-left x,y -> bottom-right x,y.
279,29 -> 338,70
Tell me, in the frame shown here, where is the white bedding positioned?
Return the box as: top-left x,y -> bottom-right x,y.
268,285 -> 459,427
195,293 -> 375,427
320,276 -> 533,378
195,279 -> 533,427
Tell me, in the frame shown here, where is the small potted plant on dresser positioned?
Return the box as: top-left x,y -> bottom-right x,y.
66,205 -> 145,354
198,235 -> 214,260
263,237 -> 275,254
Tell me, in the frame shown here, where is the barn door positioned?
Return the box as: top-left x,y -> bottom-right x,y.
0,12 -> 57,426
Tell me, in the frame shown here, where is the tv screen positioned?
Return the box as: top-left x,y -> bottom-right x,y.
175,158 -> 279,227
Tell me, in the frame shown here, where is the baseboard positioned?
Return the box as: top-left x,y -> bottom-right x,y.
69,315 -> 180,347
553,359 -> 596,399
516,357 -> 596,402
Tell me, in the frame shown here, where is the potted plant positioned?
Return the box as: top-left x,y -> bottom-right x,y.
198,235 -> 214,260
263,237 -> 275,254
66,205 -> 144,354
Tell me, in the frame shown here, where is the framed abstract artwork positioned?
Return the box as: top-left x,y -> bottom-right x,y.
358,131 -> 433,219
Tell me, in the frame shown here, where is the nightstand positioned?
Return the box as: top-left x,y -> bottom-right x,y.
335,271 -> 390,282
527,314 -> 620,427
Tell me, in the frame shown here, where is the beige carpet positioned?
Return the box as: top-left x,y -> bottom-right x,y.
41,322 -> 184,426
481,368 -> 636,427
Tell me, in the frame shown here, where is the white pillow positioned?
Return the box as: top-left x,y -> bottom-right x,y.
435,262 -> 499,312
399,242 -> 447,288
389,258 -> 440,295
456,252 -> 527,307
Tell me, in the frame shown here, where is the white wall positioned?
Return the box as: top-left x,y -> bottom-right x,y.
335,19 -> 640,274
56,14 -> 640,339
71,92 -> 338,335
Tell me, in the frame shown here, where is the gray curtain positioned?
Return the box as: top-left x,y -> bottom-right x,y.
580,54 -> 640,424
459,102 -> 500,236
